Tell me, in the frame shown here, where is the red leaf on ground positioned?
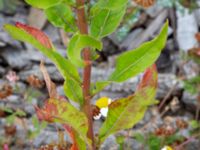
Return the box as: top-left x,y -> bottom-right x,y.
15,22 -> 52,49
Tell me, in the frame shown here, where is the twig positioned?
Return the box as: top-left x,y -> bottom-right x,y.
195,105 -> 200,121
175,132 -> 200,150
158,82 -> 178,112
195,95 -> 200,121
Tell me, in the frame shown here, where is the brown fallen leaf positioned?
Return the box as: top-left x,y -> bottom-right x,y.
0,109 -> 6,117
4,125 -> 17,136
0,84 -> 13,99
188,47 -> 200,57
176,119 -> 188,129
26,75 -> 44,88
133,0 -> 155,7
195,33 -> 200,43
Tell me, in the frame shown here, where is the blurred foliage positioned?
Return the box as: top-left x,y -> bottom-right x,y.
190,120 -> 200,129
184,76 -> 200,94
28,115 -> 47,139
179,0 -> 199,10
114,0 -> 199,43
115,2 -> 140,42
133,132 -> 185,150
0,0 -> 21,14
157,0 -> 198,13
25,87 -> 43,103
116,134 -> 125,150
1,107 -> 26,125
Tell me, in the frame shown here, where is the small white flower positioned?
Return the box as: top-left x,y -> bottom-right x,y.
161,146 -> 173,150
100,107 -> 109,117
93,97 -> 112,120
93,113 -> 102,120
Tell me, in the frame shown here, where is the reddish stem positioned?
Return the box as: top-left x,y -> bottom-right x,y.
75,0 -> 95,149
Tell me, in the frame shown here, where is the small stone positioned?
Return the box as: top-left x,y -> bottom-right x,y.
0,47 -> 31,69
100,135 -> 119,150
182,91 -> 197,112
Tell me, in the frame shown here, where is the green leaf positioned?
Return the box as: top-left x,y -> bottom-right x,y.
4,24 -> 81,83
98,88 -> 157,143
165,134 -> 185,145
133,132 -> 145,143
147,134 -> 162,150
64,77 -> 83,105
64,126 -> 87,150
90,6 -> 126,39
108,21 -> 168,82
91,81 -> 110,96
67,34 -> 102,67
45,3 -> 77,32
49,99 -> 91,147
15,109 -> 26,117
30,116 -> 47,139
98,65 -> 158,143
25,0 -> 62,9
91,23 -> 167,95
94,0 -> 128,10
3,107 -> 13,113
62,0 -> 75,6
41,121 -> 47,129
6,114 -> 15,125
32,115 -> 40,129
184,76 -> 200,94
0,0 -> 3,11
73,131 -> 87,150
190,120 -> 200,129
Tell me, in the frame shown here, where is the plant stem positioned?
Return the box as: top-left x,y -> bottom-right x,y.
75,0 -> 95,149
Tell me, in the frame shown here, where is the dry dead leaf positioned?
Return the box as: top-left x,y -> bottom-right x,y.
0,84 -> 13,99
134,0 -> 155,7
27,75 -> 44,88
40,61 -> 58,99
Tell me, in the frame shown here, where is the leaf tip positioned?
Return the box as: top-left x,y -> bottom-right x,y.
163,19 -> 169,33
3,24 -> 11,31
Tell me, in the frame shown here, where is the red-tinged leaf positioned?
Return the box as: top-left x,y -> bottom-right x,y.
98,66 -> 158,143
40,61 -> 58,99
35,98 -> 90,148
137,64 -> 158,90
4,24 -> 81,84
63,125 -> 79,150
15,22 -> 53,49
35,100 -> 58,122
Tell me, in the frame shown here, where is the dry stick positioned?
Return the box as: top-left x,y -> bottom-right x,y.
195,94 -> 200,121
195,105 -> 200,121
175,133 -> 200,150
158,82 -> 178,112
75,0 -> 95,149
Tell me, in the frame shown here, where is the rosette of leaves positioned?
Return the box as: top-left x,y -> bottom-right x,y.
4,0 -> 168,149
